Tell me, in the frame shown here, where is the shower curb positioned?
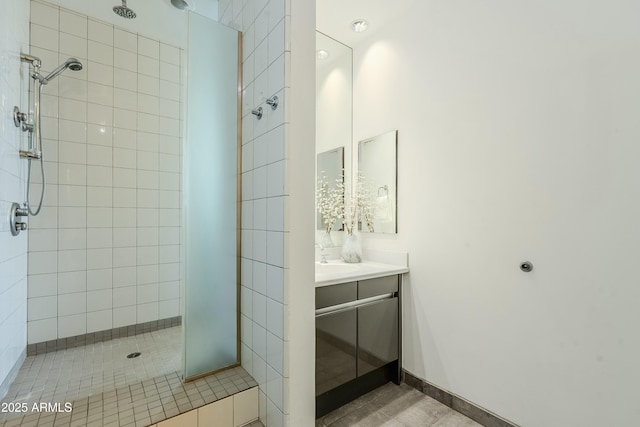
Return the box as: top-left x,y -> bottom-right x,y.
402,369 -> 519,427
26,316 -> 182,356
0,366 -> 257,426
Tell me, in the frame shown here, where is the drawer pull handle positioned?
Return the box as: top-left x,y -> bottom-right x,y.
315,293 -> 395,316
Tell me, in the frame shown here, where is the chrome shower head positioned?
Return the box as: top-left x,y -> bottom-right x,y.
113,0 -> 136,19
67,59 -> 83,72
42,58 -> 83,84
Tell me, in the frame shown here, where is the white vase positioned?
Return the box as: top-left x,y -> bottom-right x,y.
341,234 -> 362,263
321,231 -> 334,248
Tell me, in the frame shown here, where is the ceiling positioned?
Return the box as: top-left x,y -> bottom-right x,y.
316,0 -> 418,48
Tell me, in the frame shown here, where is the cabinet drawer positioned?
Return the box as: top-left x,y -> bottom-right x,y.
358,275 -> 398,299
315,282 -> 357,309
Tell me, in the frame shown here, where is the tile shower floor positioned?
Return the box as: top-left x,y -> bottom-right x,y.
0,327 -> 258,426
316,383 -> 482,427
3,327 -> 182,409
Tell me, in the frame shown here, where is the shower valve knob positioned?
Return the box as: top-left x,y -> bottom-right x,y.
266,95 -> 279,110
9,202 -> 27,236
13,106 -> 27,128
251,107 -> 263,119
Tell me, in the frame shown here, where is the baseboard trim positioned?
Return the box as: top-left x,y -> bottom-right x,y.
0,348 -> 26,401
27,316 -> 182,356
402,369 -> 519,427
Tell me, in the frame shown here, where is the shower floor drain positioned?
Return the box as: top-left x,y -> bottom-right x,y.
126,352 -> 141,359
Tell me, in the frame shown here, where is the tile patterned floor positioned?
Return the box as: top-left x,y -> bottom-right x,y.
316,383 -> 482,427
0,327 -> 258,426
2,327 -> 181,409
0,368 -> 257,426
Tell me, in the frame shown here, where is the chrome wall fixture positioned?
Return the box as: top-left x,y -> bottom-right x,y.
113,0 -> 136,19
10,53 -> 84,233
251,94 -> 279,120
252,106 -> 263,119
520,261 -> 534,272
9,203 -> 28,237
266,95 -> 279,110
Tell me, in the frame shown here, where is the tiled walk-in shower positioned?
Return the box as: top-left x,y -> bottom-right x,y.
0,327 -> 259,426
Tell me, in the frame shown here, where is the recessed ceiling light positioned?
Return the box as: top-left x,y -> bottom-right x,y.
316,50 -> 329,60
351,19 -> 369,33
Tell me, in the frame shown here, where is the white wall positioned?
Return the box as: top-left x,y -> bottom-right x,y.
286,2 -> 316,426
27,1 -> 184,343
0,0 -> 29,396
353,1 -> 640,426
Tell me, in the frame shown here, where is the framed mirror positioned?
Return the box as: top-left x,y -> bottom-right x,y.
358,130 -> 398,234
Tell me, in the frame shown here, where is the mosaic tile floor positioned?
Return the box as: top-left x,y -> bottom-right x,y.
0,326 -> 259,426
2,327 -> 182,409
1,368 -> 257,426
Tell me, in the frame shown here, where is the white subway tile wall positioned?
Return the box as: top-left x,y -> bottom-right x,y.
0,0 -> 29,394
219,0 -> 289,425
27,0 -> 183,344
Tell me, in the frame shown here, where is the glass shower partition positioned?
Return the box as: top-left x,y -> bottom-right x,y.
183,12 -> 241,380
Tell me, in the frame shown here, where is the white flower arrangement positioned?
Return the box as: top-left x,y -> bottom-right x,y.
316,170 -> 376,238
316,171 -> 344,234
340,172 -> 376,235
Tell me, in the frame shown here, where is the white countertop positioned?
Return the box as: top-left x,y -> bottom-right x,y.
315,259 -> 409,287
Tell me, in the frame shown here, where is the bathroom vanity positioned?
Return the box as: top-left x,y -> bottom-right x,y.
315,260 -> 408,418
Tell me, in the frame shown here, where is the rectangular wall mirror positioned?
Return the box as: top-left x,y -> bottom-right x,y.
316,31 -> 353,246
358,130 -> 398,234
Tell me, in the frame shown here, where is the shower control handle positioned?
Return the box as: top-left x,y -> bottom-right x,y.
13,106 -> 28,130
266,95 -> 278,110
9,202 -> 28,237
252,107 -> 263,119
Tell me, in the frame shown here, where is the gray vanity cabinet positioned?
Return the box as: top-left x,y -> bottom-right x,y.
316,275 -> 401,418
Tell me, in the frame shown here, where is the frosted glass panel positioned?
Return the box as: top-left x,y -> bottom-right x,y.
184,13 -> 239,379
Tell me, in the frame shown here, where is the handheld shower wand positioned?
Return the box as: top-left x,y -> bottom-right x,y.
31,57 -> 83,85
14,55 -> 83,216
